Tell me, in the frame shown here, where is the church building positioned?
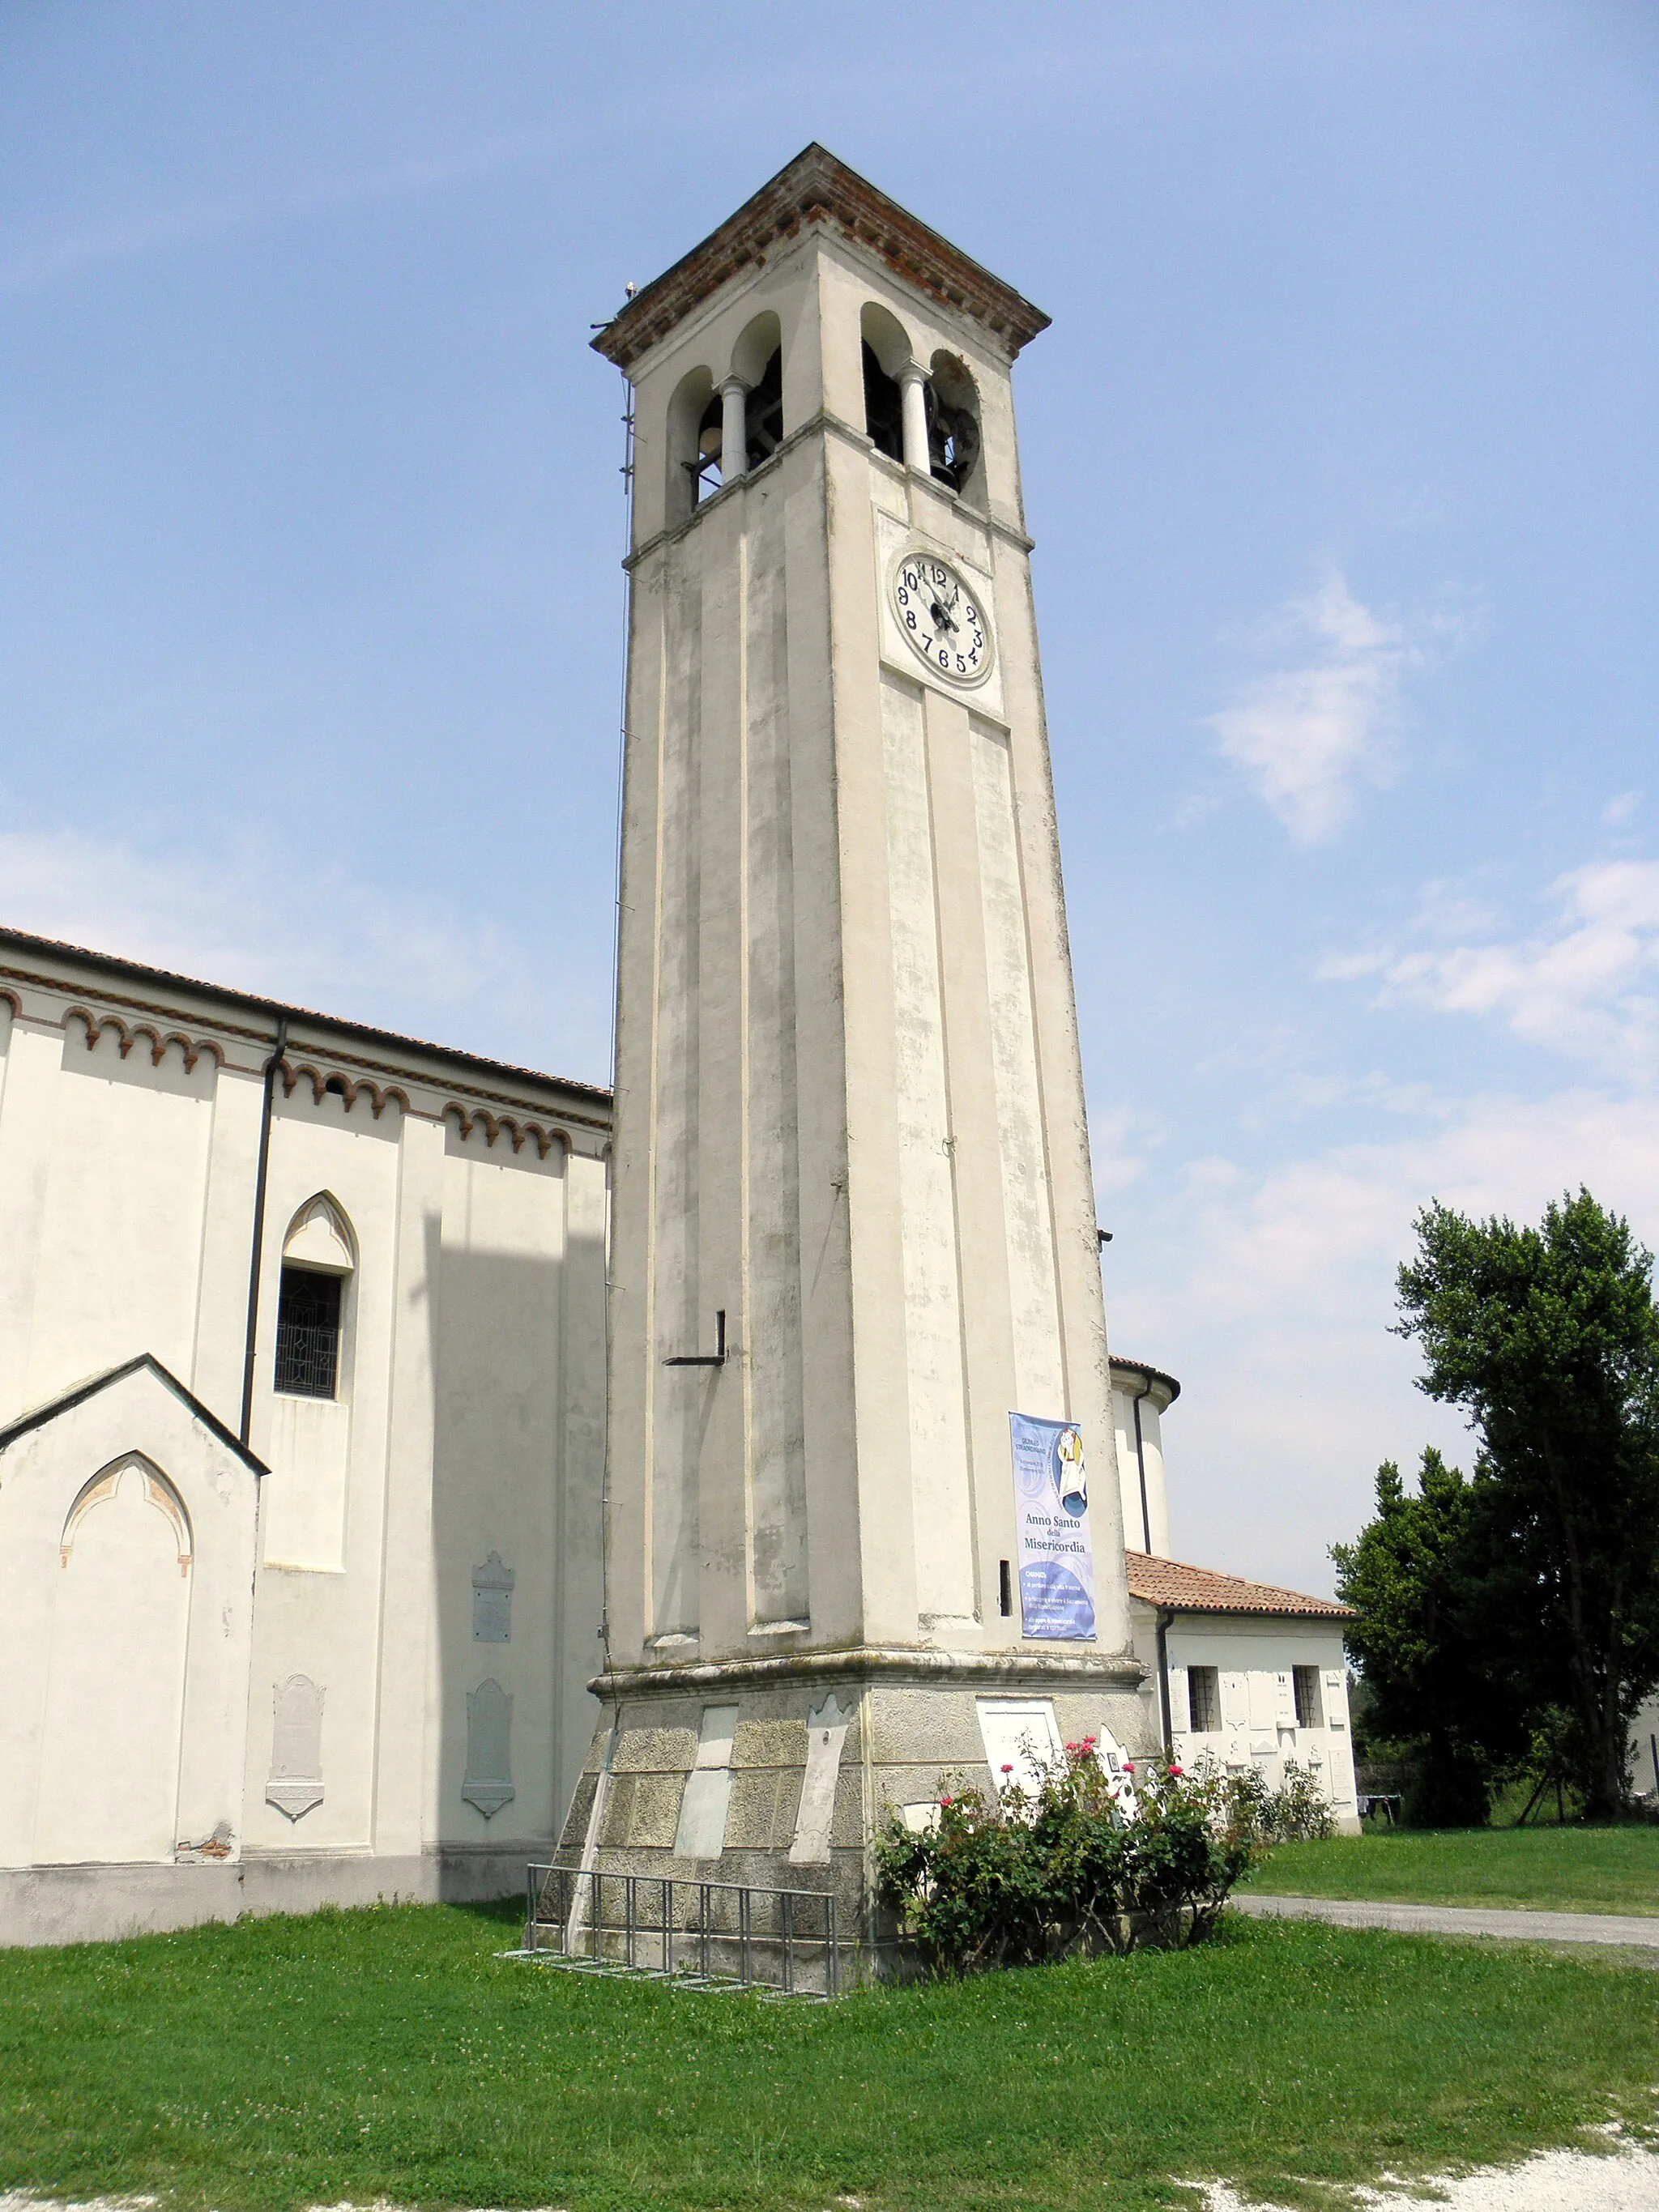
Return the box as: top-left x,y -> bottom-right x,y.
0,149 -> 1358,1947
0,927 -> 609,1944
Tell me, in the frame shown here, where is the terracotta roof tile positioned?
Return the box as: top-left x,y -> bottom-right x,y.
1125,1549 -> 1354,1620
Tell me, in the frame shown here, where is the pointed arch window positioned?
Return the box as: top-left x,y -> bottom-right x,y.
275,1195 -> 355,1400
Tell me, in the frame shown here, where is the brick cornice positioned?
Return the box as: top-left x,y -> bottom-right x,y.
593,143 -> 1050,373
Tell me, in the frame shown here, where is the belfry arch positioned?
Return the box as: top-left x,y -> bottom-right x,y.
665,361 -> 719,525
859,300 -> 911,464
728,310 -> 783,473
927,349 -> 983,502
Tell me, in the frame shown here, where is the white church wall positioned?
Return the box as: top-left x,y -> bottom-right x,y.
0,1363 -> 260,1875
0,1012 -> 215,1419
552,1147 -> 608,1822
0,934 -> 612,1941
188,1061 -> 269,1415
242,1093 -> 411,1861
432,1123 -> 569,1850
1112,1378 -> 1173,1558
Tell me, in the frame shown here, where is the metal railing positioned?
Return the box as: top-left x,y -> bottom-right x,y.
522,1864 -> 847,1998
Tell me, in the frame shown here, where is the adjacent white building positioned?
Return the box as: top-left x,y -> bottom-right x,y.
0,928 -> 610,1944
1109,1354 -> 1361,1833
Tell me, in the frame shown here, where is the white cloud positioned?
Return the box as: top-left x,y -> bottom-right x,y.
0,825 -> 609,1079
1106,1088 -> 1659,1597
1603,790 -> 1644,829
1331,859 -> 1659,1081
1208,576 -> 1420,845
1091,1105 -> 1162,1200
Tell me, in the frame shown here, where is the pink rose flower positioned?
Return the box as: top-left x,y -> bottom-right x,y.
1000,1763 -> 1014,1774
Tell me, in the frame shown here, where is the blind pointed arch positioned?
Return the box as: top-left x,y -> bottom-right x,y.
282,1192 -> 356,1275
61,1451 -> 192,1575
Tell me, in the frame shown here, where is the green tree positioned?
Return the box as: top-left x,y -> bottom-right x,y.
1333,1449 -> 1507,1824
1394,1189 -> 1659,1818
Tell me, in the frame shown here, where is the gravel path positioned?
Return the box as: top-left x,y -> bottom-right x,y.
1236,1890 -> 1659,1948
1197,2139 -> 1659,2208
9,2146 -> 1659,2212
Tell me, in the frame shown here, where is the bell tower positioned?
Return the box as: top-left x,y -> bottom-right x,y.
569,147 -> 1145,1917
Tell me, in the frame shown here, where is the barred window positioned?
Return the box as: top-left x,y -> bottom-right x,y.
1294,1665 -> 1323,1729
275,1265 -> 342,1399
1186,1665 -> 1221,1733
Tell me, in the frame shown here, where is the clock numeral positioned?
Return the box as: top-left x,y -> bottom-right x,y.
964,604 -> 978,623
906,611 -> 917,630
955,654 -> 966,673
938,648 -> 949,667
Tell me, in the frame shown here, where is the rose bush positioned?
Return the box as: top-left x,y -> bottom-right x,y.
1222,1756 -> 1337,1844
874,1741 -> 1258,1975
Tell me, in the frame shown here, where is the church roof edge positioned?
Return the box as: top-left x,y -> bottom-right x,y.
591,143 -> 1051,371
1109,1353 -> 1181,1404
0,924 -> 612,1115
0,1352 -> 270,1475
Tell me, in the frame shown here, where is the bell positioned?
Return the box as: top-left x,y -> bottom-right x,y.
698,422 -> 723,461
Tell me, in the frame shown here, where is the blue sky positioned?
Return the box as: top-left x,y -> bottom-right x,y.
4,2 -> 1657,1592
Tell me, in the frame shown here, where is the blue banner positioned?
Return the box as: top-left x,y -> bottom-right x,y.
1009,1413 -> 1096,1640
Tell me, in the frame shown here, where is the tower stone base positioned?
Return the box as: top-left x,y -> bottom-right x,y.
555,1652 -> 1150,1971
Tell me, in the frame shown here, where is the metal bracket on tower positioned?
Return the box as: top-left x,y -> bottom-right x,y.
663,1310 -> 727,1367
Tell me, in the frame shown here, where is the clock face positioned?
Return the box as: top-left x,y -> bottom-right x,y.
891,552 -> 994,686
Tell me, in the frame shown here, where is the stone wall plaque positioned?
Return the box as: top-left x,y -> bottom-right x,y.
471,1552 -> 514,1643
789,1693 -> 849,1865
463,1677 -> 514,1818
267,1675 -> 324,1821
672,1703 -> 738,1860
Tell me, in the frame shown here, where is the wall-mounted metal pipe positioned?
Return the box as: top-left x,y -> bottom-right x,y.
240,1013 -> 288,1446
1155,1607 -> 1175,1751
1131,1379 -> 1154,1554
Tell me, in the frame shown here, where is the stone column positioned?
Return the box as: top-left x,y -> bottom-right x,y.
898,362 -> 930,474
719,376 -> 748,484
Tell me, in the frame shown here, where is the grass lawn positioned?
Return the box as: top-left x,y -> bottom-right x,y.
1,1900 -> 1657,2212
1248,1823 -> 1659,1917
